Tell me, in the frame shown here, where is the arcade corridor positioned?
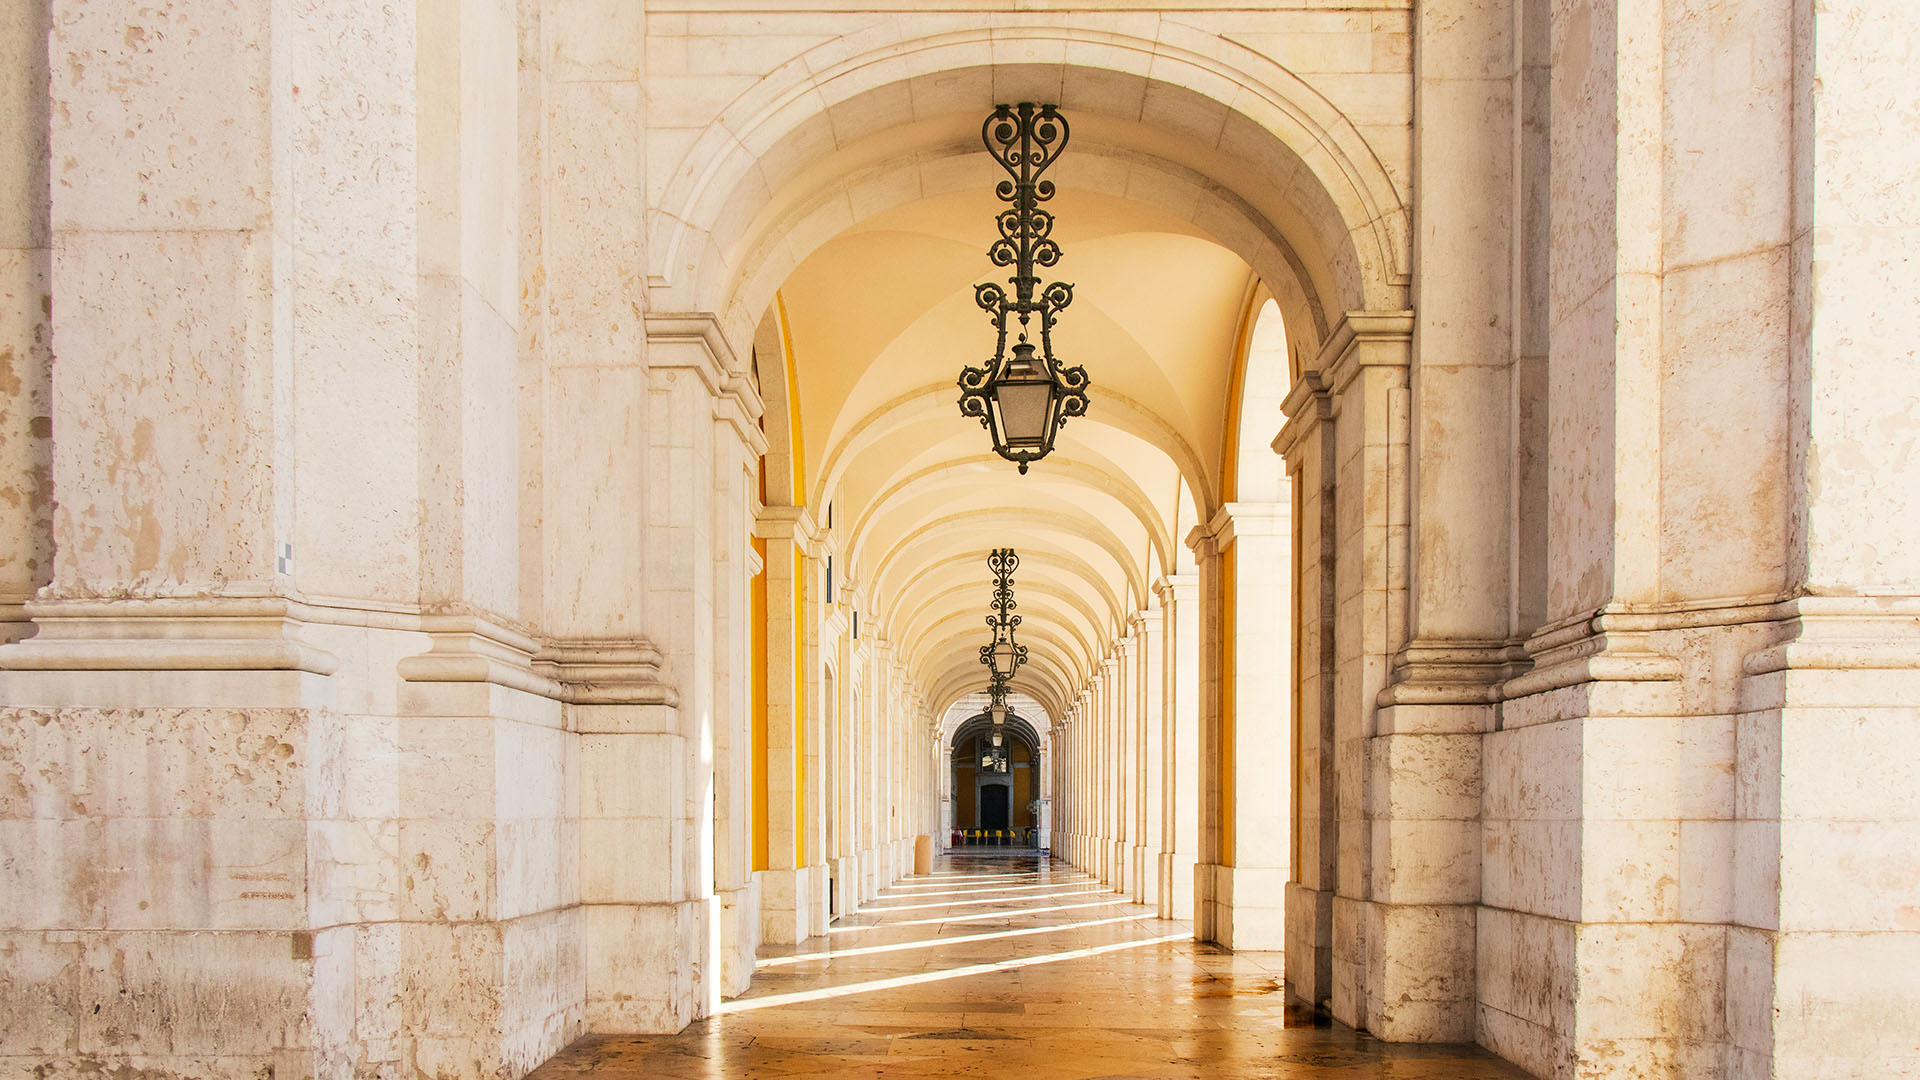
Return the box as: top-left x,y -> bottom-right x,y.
527,854 -> 1533,1079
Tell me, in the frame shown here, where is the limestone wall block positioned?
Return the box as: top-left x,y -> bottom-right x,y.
307,818 -> 400,927
1777,820 -> 1920,933
76,930 -> 312,1059
1761,930 -> 1920,1079
48,229 -> 276,593
308,710 -> 400,821
1374,818 -> 1480,905
1579,713 -> 1733,821
499,907 -> 586,1075
1658,252 -> 1791,600
1576,818 -> 1680,923
1482,818 -> 1581,921
404,929 -> 520,1079
48,0 -> 270,231
399,818 -> 492,922
1659,0 -> 1792,267
395,715 -> 496,820
1,707 -> 305,821
498,816 -> 578,918
309,922 -> 400,1075
583,901 -> 698,1032
1760,707 -> 1920,820
1574,921 -> 1726,1043
0,930 -> 80,1057
0,246 -> 52,600
288,251 -> 422,601
1374,731 -> 1483,819
1799,225 -> 1920,586
544,366 -> 648,635
545,80 -> 645,365
1677,818 -> 1735,923
1476,905 -> 1574,1037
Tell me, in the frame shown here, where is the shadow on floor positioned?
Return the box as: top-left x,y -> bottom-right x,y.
528,853 -> 1537,1079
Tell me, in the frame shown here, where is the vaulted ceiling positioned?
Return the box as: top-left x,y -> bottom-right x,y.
771,179 -> 1270,723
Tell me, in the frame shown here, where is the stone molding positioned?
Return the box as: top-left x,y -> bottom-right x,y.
1741,593 -> 1920,675
755,504 -> 823,555
1274,370 -> 1332,460
644,312 -> 768,456
1194,501 -> 1293,555
0,596 -> 342,674
402,622 -> 677,707
1379,638 -> 1528,707
0,596 -> 681,706
1153,573 -> 1200,611
1317,311 -> 1415,396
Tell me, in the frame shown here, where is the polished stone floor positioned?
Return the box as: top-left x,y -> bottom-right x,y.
529,853 -> 1537,1079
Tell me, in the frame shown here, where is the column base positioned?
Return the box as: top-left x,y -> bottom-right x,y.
829,856 -> 859,919
585,898 -> 710,1033
1159,850 -> 1196,921
716,880 -> 758,998
1200,863 -> 1288,951
808,862 -> 832,937
756,866 -> 816,946
1285,882 -> 1334,1006
1112,839 -> 1131,893
1131,843 -> 1152,906
1331,897 -> 1475,1042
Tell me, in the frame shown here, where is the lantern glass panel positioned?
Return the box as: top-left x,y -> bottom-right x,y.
988,343 -> 1053,450
990,641 -> 1017,678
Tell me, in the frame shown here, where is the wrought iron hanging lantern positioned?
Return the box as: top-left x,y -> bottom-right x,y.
957,103 -> 1091,473
979,547 -> 1028,725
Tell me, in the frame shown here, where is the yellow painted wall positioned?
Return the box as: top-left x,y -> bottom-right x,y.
1213,284 -> 1258,868
752,535 -> 769,871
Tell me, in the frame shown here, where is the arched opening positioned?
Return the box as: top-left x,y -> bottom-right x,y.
720,36 -> 1391,982
947,711 -> 1044,843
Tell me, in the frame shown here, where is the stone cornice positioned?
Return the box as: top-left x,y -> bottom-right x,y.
1274,369 -> 1332,462
1153,573 -> 1199,603
1744,594 -> 1920,674
0,596 -> 342,675
756,504 -> 822,552
0,596 -> 681,706
402,620 -> 678,707
1192,501 -> 1291,554
1317,310 -> 1414,399
645,312 -> 769,455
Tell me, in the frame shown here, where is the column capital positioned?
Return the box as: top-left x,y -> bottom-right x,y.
645,312 -> 767,455
756,505 -> 822,552
1191,501 -> 1292,556
1154,573 -> 1199,604
1275,369 -> 1333,460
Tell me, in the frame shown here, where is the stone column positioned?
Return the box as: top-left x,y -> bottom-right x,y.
1274,315 -> 1415,1031
0,0 -> 49,648
1731,3 -> 1920,1078
1158,573 -> 1202,920
1133,606 -> 1161,906
1277,376 -> 1337,1007
1197,502 -> 1294,951
1100,659 -> 1118,884
706,351 -> 764,1000
1110,643 -> 1133,895
1188,526 -> 1225,943
755,506 -> 822,946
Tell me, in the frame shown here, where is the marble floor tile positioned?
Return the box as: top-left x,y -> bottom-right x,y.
528,853 -> 1538,1079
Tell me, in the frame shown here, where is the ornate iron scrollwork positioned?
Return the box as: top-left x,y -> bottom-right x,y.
957,104 -> 1092,473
